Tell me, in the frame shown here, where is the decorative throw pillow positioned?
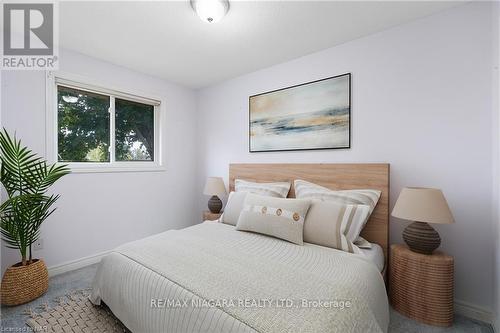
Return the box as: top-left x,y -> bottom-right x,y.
235,179 -> 291,198
222,188 -> 293,226
236,193 -> 311,245
303,199 -> 370,253
294,179 -> 381,242
220,191 -> 248,226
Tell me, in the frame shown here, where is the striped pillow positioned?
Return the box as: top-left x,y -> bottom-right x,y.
235,179 -> 291,198
294,180 -> 381,214
294,180 -> 381,243
304,199 -> 369,253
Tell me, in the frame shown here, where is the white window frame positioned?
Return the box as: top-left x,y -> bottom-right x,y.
46,71 -> 164,173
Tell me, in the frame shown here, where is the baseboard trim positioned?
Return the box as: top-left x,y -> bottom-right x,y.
455,299 -> 493,324
48,251 -> 111,277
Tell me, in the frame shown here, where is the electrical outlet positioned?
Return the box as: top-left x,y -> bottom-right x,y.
33,238 -> 44,251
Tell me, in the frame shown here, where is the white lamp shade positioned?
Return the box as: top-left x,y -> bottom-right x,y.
391,187 -> 454,224
203,177 -> 227,196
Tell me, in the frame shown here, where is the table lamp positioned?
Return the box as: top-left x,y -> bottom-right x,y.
203,177 -> 227,213
391,187 -> 454,255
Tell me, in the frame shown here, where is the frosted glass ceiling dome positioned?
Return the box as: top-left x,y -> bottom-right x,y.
190,0 -> 229,24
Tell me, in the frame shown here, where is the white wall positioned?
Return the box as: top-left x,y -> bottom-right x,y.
1,49 -> 199,273
494,2 -> 500,331
196,2 -> 496,315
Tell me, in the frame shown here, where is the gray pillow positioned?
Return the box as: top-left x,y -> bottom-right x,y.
236,193 -> 311,245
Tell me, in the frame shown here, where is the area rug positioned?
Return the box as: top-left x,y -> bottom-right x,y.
25,289 -> 129,333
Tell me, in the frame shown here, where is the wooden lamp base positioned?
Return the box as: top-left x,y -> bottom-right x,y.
403,222 -> 441,255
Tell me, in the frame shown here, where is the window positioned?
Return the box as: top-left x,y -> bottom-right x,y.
115,98 -> 155,161
58,86 -> 111,162
47,72 -> 162,172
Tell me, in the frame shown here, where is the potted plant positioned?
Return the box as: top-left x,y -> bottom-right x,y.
0,129 -> 70,306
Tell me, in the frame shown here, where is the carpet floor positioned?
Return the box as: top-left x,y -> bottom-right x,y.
0,264 -> 494,333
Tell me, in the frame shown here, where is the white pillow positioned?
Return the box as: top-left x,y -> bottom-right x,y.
236,193 -> 311,245
294,180 -> 381,213
235,179 -> 291,198
220,191 -> 248,226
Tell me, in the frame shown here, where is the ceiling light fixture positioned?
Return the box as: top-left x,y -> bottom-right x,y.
190,0 -> 229,24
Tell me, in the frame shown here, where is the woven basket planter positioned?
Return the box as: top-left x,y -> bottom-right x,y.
1,259 -> 48,306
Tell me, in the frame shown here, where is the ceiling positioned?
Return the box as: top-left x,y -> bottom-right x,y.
60,1 -> 462,89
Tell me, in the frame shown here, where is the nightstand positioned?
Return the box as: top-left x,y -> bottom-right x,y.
202,211 -> 222,222
389,244 -> 454,327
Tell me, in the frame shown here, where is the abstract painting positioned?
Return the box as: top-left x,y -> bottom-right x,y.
249,73 -> 350,152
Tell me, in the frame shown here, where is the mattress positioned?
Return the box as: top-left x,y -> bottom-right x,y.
359,243 -> 385,272
91,222 -> 389,333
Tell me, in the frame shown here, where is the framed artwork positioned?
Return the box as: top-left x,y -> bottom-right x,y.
249,73 -> 350,152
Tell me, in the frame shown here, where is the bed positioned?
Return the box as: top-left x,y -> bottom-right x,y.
90,163 -> 390,333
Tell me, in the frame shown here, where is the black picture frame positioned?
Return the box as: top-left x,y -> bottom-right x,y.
249,73 -> 351,153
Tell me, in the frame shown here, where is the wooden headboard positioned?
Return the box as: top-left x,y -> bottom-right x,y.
229,163 -> 390,268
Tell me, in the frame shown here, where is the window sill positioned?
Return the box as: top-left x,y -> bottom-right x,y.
62,163 -> 165,174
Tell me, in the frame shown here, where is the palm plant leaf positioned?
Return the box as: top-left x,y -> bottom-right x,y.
28,163 -> 70,194
0,197 -> 31,256
0,130 -> 44,196
0,129 -> 70,265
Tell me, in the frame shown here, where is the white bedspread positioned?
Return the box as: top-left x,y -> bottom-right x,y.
91,222 -> 389,333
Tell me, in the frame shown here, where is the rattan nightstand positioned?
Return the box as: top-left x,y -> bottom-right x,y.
202,211 -> 222,222
389,244 -> 454,327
